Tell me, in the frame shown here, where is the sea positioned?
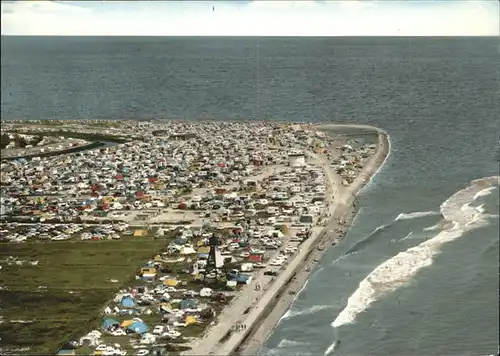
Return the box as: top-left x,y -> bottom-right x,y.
1,36 -> 499,356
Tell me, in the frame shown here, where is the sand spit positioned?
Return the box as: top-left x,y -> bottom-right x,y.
188,124 -> 390,356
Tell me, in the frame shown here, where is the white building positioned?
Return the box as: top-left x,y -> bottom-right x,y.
289,153 -> 306,168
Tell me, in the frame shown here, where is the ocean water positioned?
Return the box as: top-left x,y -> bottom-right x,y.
1,36 -> 499,355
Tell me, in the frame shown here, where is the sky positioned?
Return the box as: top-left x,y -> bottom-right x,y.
1,0 -> 499,36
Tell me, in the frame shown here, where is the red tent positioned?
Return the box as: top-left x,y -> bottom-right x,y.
248,254 -> 263,262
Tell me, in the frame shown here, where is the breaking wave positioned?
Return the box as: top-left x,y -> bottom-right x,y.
267,338 -> 309,355
329,251 -> 358,266
345,210 -> 439,255
473,186 -> 496,201
330,176 -> 499,331
345,225 -> 388,254
277,339 -> 306,348
395,211 -> 440,221
280,304 -> 334,321
398,231 -> 413,241
296,279 -> 309,297
324,340 -> 340,356
423,223 -> 441,232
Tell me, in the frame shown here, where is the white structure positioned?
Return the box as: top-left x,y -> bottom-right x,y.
289,153 -> 306,168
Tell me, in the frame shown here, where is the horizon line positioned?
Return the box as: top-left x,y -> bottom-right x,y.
2,34 -> 498,38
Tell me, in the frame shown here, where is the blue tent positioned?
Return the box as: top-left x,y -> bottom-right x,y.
227,273 -> 251,284
179,299 -> 197,310
56,350 -> 75,356
173,237 -> 188,245
101,318 -> 119,330
127,321 -> 149,334
121,296 -> 136,308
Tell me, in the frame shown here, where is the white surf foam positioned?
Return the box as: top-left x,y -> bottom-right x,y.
280,304 -> 333,321
278,280 -> 311,322
267,338 -> 308,356
399,231 -> 413,241
423,223 -> 441,232
371,224 -> 387,234
280,309 -> 293,321
324,340 -> 340,356
296,279 -> 309,297
473,186 -> 496,201
350,206 -> 364,227
395,211 -> 440,221
275,338 -> 307,349
330,251 -> 358,266
312,266 -> 325,276
331,176 -> 499,329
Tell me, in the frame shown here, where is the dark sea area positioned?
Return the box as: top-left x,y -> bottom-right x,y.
1,36 -> 499,356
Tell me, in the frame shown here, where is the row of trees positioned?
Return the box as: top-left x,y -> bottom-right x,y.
0,133 -> 43,150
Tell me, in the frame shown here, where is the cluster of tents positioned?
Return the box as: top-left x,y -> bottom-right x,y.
101,318 -> 149,335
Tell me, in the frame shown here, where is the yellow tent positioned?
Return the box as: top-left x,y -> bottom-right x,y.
121,320 -> 134,328
197,246 -> 210,254
185,315 -> 197,325
133,229 -> 147,237
154,255 -> 163,262
140,267 -> 157,275
154,183 -> 165,190
160,302 -> 172,310
163,279 -> 178,287
197,240 -> 206,247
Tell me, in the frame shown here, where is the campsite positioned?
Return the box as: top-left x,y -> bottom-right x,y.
0,231 -> 166,354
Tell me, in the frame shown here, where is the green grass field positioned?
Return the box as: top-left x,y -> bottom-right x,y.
0,236 -> 167,355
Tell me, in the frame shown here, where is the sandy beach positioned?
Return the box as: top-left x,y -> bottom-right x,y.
182,124 -> 390,356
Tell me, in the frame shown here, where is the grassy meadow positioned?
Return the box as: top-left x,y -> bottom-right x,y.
0,235 -> 167,355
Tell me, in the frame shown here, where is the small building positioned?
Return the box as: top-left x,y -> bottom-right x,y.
289,153 -> 305,168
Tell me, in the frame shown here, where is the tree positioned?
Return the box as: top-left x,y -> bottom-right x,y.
0,133 -> 10,149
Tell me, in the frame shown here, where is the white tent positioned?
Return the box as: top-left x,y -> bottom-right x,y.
241,263 -> 253,272
180,246 -> 196,255
200,288 -> 213,297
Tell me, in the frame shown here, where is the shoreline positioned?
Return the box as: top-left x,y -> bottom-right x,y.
183,124 -> 389,356
237,124 -> 389,355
